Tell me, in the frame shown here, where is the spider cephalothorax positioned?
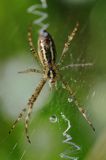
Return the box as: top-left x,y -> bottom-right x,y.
9,23 -> 95,143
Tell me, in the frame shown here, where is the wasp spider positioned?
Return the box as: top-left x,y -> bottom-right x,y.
9,22 -> 95,143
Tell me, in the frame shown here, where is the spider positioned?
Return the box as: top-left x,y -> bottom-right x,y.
9,22 -> 95,143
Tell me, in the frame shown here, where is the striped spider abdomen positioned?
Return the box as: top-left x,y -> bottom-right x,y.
38,30 -> 56,67
38,30 -> 57,84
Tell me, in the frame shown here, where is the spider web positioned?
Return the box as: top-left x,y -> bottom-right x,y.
0,0 -> 94,160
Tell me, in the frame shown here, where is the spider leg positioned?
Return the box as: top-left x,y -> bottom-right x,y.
18,68 -> 43,74
9,108 -> 27,134
25,78 -> 47,143
60,62 -> 93,70
59,75 -> 95,132
58,22 -> 79,65
28,25 -> 42,67
9,78 -> 47,143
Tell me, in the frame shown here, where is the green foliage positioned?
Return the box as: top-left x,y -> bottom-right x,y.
0,0 -> 106,159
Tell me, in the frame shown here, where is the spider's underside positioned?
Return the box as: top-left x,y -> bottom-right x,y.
9,22 -> 95,143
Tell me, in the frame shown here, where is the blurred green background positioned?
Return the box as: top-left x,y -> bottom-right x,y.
0,0 -> 106,159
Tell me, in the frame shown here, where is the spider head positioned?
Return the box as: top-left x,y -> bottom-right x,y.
47,68 -> 57,87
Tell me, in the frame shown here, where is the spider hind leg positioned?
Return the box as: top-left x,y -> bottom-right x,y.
59,22 -> 79,65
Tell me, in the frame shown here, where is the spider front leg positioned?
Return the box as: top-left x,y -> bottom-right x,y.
59,22 -> 79,65
9,78 -> 47,143
9,108 -> 27,134
18,68 -> 43,74
25,78 -> 46,143
59,75 -> 95,132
